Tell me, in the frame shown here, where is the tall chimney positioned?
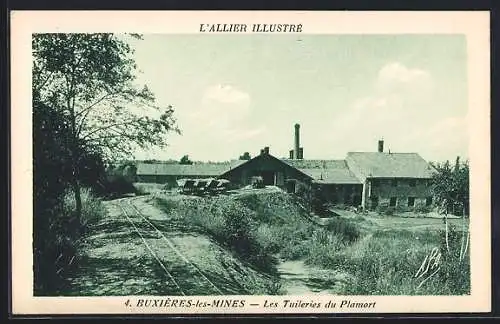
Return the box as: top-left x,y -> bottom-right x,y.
294,123 -> 300,159
378,139 -> 384,153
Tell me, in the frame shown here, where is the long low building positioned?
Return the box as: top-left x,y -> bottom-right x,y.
135,160 -> 245,188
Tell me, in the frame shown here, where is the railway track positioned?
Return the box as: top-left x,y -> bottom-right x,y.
114,197 -> 224,296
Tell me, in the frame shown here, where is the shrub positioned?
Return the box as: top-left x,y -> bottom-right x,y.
62,187 -> 106,229
384,206 -> 396,216
34,187 -> 106,295
321,227 -> 471,295
305,230 -> 346,267
159,197 -> 277,273
414,204 -> 431,214
324,217 -> 360,243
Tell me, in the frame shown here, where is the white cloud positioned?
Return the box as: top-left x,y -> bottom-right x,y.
377,62 -> 430,85
328,62 -> 466,160
202,84 -> 250,104
375,62 -> 434,101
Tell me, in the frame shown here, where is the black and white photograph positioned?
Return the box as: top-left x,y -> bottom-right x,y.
11,11 -> 491,315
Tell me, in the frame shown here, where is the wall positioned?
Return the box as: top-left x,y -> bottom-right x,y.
220,154 -> 311,189
364,178 -> 434,211
315,184 -> 363,206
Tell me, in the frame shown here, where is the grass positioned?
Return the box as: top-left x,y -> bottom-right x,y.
154,190 -> 470,296
154,196 -> 279,275
133,182 -> 166,195
35,187 -> 107,295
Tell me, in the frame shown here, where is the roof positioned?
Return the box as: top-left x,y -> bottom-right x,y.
282,159 -> 362,184
136,160 -> 246,177
346,152 -> 436,178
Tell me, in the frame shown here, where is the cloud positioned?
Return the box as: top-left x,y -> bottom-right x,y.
328,62 -> 465,160
184,84 -> 251,130
202,84 -> 250,104
223,127 -> 265,142
375,62 -> 434,101
378,62 -> 430,85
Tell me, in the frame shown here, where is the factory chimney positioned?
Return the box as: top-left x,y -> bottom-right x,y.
378,139 -> 384,153
294,123 -> 301,159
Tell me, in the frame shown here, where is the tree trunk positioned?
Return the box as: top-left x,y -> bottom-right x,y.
71,157 -> 82,229
459,203 -> 467,261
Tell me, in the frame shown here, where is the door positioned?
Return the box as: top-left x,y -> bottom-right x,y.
275,172 -> 284,186
260,171 -> 274,186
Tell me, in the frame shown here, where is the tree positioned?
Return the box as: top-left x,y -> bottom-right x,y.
179,155 -> 193,165
33,99 -> 110,293
431,157 -> 469,216
239,152 -> 251,160
33,33 -> 179,222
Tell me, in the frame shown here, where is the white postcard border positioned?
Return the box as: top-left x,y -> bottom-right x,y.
10,10 -> 491,315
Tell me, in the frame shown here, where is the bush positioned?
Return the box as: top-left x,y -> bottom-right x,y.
305,230 -> 346,267
314,227 -> 471,295
324,217 -> 360,243
62,188 -> 106,229
415,205 -> 431,214
159,197 -> 277,273
34,187 -> 106,295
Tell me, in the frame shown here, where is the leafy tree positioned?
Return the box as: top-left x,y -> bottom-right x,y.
431,157 -> 469,216
179,155 -> 193,165
33,33 -> 179,221
239,152 -> 251,160
33,99 -> 109,293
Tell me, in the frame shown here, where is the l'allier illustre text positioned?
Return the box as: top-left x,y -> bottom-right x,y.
199,23 -> 303,33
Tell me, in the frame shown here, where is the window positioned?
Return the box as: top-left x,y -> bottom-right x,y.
408,197 -> 415,207
391,179 -> 398,187
426,197 -> 433,206
409,179 -> 416,187
390,197 -> 397,207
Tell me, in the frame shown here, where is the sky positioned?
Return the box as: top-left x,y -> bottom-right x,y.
127,34 -> 468,163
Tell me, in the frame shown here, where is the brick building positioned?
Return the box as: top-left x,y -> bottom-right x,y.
134,124 -> 436,211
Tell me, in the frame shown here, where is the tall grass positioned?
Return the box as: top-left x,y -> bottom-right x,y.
35,187 -> 106,295
157,197 -> 278,274
62,187 -> 106,229
305,226 -> 470,295
156,191 -> 470,296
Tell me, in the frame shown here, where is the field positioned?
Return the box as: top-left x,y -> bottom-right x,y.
63,186 -> 470,296
152,187 -> 470,295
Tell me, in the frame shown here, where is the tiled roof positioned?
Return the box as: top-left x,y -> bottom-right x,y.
282,159 -> 361,184
136,160 -> 246,176
346,152 -> 436,178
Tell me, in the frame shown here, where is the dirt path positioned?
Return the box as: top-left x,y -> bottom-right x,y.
64,196 -> 276,296
277,259 -> 351,295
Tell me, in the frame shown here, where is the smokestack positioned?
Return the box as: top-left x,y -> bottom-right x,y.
298,147 -> 304,160
289,150 -> 294,159
264,146 -> 269,155
294,123 -> 300,159
378,139 -> 384,153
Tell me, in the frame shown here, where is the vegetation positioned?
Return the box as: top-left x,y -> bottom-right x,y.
156,197 -> 278,274
179,155 -> 193,165
33,33 -> 178,222
431,156 -> 469,216
239,152 -> 251,160
155,190 -> 470,295
33,33 -> 178,294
